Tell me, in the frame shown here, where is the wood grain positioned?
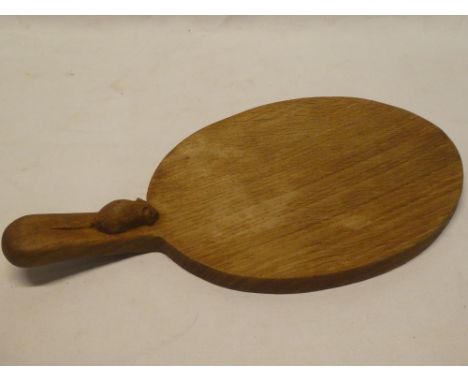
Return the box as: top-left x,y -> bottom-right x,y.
2,97 -> 463,293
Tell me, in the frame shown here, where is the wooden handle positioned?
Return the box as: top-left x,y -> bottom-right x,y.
2,199 -> 162,267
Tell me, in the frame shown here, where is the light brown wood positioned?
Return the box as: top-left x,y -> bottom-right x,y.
2,97 -> 463,293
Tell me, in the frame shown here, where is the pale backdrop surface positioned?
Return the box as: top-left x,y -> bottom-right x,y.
0,16 -> 467,365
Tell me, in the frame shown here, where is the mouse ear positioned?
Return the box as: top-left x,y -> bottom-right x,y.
136,197 -> 145,203
142,204 -> 159,224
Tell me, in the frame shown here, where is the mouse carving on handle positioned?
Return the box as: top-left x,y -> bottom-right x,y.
94,198 -> 159,234
51,198 -> 160,234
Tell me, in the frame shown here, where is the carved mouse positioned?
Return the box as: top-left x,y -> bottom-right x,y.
93,198 -> 159,234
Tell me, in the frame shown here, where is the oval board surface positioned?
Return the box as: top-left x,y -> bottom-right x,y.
147,97 -> 463,292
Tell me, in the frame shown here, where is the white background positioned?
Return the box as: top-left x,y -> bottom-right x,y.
0,16 -> 467,365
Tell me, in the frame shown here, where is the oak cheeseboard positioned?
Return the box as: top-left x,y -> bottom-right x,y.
2,97 -> 463,293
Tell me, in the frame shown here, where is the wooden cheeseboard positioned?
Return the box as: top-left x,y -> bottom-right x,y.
2,97 -> 463,293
